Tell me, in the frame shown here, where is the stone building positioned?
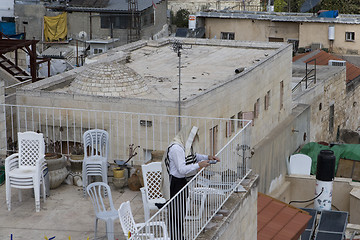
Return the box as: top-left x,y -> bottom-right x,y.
292,50 -> 360,143
8,38 -> 308,192
14,0 -> 168,46
196,10 -> 360,55
168,0 -> 262,15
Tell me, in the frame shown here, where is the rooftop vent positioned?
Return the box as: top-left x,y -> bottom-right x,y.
328,60 -> 346,67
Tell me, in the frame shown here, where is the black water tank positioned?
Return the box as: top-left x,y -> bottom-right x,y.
316,150 -> 335,181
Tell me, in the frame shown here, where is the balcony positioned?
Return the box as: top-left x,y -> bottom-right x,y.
0,103 -> 253,239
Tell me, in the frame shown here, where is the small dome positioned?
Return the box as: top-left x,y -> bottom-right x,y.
69,62 -> 149,97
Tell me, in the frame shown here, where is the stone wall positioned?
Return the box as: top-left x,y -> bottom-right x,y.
14,4 -> 47,41
293,65 -> 356,143
272,175 -> 360,224
197,174 -> 259,240
169,0 -> 261,14
251,104 -> 311,193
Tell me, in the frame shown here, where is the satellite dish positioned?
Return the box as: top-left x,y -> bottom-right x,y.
300,0 -> 321,12
78,31 -> 87,39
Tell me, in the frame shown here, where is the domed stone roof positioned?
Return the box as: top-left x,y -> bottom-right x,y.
69,62 -> 149,97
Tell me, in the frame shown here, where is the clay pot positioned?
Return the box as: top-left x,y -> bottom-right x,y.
45,153 -> 68,189
69,154 -> 84,174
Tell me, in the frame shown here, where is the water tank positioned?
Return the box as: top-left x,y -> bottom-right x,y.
316,150 -> 335,181
328,25 -> 335,40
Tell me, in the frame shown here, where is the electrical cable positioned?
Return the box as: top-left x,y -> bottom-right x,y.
289,187 -> 324,205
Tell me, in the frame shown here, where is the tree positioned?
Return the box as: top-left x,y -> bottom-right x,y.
287,0 -> 360,13
274,0 -> 288,11
172,9 -> 190,28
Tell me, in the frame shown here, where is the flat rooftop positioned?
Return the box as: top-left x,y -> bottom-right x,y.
31,38 -> 283,102
197,11 -> 360,24
126,43 -> 276,101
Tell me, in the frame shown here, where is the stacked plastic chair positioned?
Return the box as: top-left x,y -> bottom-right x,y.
82,129 -> 109,196
5,131 -> 47,212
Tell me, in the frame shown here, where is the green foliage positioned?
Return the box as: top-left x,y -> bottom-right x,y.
172,9 -> 190,28
274,0 -> 288,11
288,0 -> 360,13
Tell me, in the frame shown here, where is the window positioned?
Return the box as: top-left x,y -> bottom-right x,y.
264,90 -> 270,110
345,32 -> 355,41
269,37 -> 284,42
226,115 -> 236,137
237,111 -> 243,128
94,49 -> 103,54
280,81 -> 284,110
101,15 -> 130,29
221,32 -> 235,40
243,111 -> 254,126
209,125 -> 218,156
142,12 -> 154,27
329,104 -> 334,133
254,98 -> 260,118
230,115 -> 235,133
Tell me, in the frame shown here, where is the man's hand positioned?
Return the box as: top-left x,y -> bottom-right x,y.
208,155 -> 220,162
198,160 -> 210,169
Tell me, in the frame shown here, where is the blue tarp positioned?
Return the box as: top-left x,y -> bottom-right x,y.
0,22 -> 15,36
8,33 -> 25,39
318,10 -> 339,18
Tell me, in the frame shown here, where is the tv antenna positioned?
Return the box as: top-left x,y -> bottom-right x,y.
171,40 -> 192,130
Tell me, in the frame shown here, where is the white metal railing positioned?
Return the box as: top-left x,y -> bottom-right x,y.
129,121 -> 252,239
0,104 -> 252,239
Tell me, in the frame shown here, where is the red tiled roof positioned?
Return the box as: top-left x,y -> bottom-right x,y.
293,50 -> 360,83
292,51 -> 312,62
257,193 -> 312,240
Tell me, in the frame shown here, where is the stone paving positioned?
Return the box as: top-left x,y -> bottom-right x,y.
0,182 -> 144,240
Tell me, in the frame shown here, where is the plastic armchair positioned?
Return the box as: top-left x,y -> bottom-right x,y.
185,174 -> 244,221
82,129 -> 109,196
5,131 -> 47,212
86,182 -> 118,240
141,162 -> 167,222
288,154 -> 312,175
118,201 -> 170,240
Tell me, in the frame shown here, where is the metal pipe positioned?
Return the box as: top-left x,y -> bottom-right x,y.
178,50 -> 181,131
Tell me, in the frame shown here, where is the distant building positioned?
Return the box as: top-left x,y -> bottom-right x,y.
11,38 -> 306,192
14,0 -> 168,45
0,0 -> 14,18
292,49 -> 360,142
196,11 -> 360,55
168,0 -> 262,15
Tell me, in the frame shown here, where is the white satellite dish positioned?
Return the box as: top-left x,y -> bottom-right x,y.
78,31 -> 87,39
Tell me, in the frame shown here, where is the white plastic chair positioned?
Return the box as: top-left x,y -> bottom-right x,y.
288,154 -> 312,175
118,201 -> 170,240
86,182 -> 118,240
82,129 -> 109,196
141,162 -> 166,222
5,131 -> 47,212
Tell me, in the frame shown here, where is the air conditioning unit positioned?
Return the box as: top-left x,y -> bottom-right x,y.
328,60 -> 346,66
311,43 -> 322,51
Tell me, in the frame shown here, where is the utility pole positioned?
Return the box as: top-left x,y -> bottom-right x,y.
172,40 -> 183,131
172,40 -> 192,130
